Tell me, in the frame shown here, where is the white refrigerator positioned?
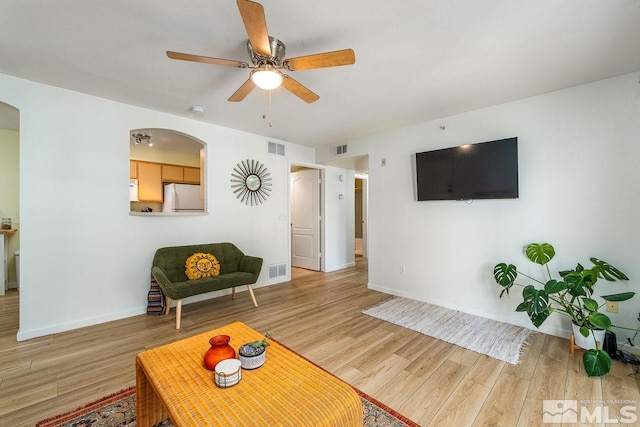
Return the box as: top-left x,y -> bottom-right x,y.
162,183 -> 204,212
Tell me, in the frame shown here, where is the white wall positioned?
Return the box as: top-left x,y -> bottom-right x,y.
0,73 -> 318,340
322,166 -> 355,272
362,73 -> 640,341
4,70 -> 638,343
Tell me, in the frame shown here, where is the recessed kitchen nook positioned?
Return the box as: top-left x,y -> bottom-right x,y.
129,128 -> 206,216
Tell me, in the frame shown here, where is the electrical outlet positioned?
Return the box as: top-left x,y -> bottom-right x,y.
606,301 -> 618,313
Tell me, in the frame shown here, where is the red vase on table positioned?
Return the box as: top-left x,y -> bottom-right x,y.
203,335 -> 236,370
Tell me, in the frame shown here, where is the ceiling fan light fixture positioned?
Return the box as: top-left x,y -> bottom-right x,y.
250,65 -> 283,90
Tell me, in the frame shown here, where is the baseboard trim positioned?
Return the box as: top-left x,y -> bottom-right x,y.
16,279 -> 287,341
17,307 -> 146,342
325,261 -> 356,273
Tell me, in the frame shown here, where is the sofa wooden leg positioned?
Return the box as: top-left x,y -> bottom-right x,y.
165,297 -> 172,315
231,287 -> 236,300
175,300 -> 182,329
247,285 -> 258,308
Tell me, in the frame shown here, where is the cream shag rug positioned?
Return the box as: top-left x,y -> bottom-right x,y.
363,297 -> 534,364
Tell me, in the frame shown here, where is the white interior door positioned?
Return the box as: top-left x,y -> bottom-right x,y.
291,169 -> 320,270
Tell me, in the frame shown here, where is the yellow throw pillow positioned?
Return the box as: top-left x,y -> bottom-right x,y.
185,252 -> 221,280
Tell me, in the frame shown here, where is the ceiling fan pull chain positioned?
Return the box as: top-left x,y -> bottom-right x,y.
261,89 -> 273,128
262,89 -> 267,120
269,90 -> 273,128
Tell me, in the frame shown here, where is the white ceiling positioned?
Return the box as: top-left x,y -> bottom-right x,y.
1,1 -> 639,147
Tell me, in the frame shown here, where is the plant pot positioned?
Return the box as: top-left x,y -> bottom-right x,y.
238,344 -> 266,369
572,323 -> 606,351
203,335 -> 236,371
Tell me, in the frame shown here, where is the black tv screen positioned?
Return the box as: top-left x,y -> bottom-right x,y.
416,137 -> 519,201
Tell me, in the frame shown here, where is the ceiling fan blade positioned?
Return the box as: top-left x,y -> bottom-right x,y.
283,49 -> 355,71
167,51 -> 248,68
237,0 -> 271,57
228,79 -> 256,102
281,75 -> 320,103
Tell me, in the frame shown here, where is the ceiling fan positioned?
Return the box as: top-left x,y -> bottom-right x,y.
166,0 -> 355,104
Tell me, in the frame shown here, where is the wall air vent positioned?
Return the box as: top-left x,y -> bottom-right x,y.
268,141 -> 285,156
331,144 -> 348,156
269,263 -> 288,279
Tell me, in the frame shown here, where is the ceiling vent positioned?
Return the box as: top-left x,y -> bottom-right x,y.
331,144 -> 348,156
268,141 -> 286,156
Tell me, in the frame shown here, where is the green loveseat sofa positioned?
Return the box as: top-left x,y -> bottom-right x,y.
152,242 -> 263,329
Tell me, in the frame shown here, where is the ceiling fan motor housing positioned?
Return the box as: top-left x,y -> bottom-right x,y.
248,36 -> 285,66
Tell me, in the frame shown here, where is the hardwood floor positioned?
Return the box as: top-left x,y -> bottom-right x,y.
1,257 -> 639,426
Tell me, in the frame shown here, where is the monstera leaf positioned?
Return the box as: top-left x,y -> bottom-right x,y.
583,349 -> 612,377
517,285 -> 551,328
591,258 -> 630,281
544,279 -> 566,295
562,269 -> 595,298
525,243 -> 555,265
494,263 -> 518,288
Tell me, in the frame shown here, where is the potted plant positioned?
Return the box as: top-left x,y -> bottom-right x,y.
493,243 -> 633,377
238,331 -> 272,369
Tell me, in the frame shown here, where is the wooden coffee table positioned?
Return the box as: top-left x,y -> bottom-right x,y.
135,321 -> 363,426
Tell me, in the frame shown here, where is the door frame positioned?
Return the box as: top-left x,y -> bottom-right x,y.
289,162 -> 325,272
356,174 -> 368,259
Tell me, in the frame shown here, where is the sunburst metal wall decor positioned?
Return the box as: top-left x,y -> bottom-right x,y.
231,159 -> 272,205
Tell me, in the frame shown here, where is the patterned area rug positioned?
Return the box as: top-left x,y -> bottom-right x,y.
363,296 -> 534,364
36,385 -> 419,427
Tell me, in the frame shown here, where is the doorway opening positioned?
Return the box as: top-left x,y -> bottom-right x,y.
355,177 -> 364,257
356,174 -> 368,259
0,100 -> 20,335
290,165 -> 322,272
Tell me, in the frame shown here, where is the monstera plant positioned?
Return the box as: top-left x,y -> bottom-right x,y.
493,243 -> 633,377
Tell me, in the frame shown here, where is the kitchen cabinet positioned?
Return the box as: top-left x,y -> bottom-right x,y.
162,164 -> 183,182
161,164 -> 200,184
137,162 -> 163,202
183,167 -> 200,184
130,161 -> 138,179
131,161 -> 200,203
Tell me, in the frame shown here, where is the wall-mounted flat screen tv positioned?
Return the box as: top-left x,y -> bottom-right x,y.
416,137 -> 518,201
